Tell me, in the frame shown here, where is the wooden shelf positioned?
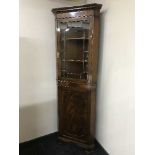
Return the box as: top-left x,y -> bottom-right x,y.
63,72 -> 88,79
61,71 -> 88,74
61,38 -> 89,41
62,59 -> 88,62
66,37 -> 89,40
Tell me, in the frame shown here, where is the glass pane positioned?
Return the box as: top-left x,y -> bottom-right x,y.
58,19 -> 90,80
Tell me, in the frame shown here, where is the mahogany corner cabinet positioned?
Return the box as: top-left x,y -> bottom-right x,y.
52,3 -> 102,150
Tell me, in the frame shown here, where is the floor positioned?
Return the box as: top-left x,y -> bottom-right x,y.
19,132 -> 108,155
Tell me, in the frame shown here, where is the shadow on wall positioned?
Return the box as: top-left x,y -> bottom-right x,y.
96,10 -> 108,144
97,11 -> 106,88
19,37 -> 57,143
19,100 -> 57,143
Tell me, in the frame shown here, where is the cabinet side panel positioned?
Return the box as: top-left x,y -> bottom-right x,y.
90,88 -> 96,141
55,19 -> 61,79
91,12 -> 100,84
58,87 -> 63,135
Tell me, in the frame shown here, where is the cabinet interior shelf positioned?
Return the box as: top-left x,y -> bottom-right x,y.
61,70 -> 88,74
61,72 -> 88,79
61,38 -> 90,40
61,59 -> 88,62
60,51 -> 88,53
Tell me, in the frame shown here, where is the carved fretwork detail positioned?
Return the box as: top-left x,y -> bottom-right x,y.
57,80 -> 70,87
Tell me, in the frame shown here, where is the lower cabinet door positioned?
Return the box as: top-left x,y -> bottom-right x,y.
58,87 -> 90,144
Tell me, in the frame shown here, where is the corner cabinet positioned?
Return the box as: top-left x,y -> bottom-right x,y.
52,3 -> 102,150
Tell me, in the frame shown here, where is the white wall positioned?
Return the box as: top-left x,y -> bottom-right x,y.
87,0 -> 134,155
19,0 -> 86,143
20,1 -> 134,154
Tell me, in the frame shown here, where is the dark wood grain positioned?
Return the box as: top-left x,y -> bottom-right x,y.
52,3 -> 102,14
52,3 -> 102,150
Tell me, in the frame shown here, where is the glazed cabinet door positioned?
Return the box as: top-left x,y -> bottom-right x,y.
56,17 -> 93,82
58,87 -> 90,144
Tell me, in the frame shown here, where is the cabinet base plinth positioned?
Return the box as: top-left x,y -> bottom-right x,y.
58,136 -> 95,150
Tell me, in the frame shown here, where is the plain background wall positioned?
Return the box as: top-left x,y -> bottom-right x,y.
19,0 -> 86,143
87,0 -> 134,155
20,0 -> 134,155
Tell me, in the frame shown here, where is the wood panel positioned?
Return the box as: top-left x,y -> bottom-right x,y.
59,88 -> 90,142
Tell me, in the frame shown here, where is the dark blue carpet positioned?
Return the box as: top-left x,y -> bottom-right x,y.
19,132 -> 108,155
